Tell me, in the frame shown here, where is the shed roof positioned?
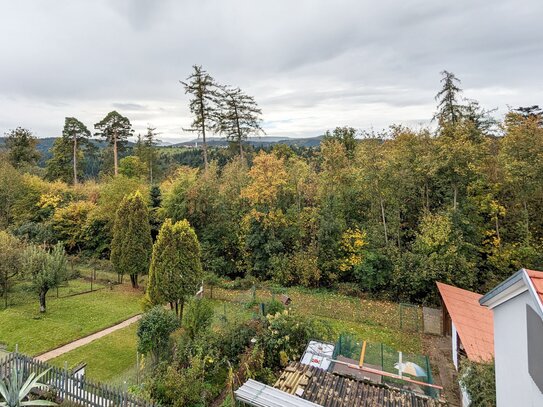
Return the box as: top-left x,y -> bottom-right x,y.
275,362 -> 443,407
235,379 -> 322,407
436,282 -> 494,362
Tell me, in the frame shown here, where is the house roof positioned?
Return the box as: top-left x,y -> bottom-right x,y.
274,362 -> 443,407
525,269 -> 543,310
479,269 -> 543,316
436,282 -> 494,362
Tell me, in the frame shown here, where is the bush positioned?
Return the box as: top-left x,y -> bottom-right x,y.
183,298 -> 214,340
217,320 -> 261,363
137,306 -> 179,363
265,299 -> 285,316
259,311 -> 332,369
459,359 -> 496,407
353,250 -> 393,294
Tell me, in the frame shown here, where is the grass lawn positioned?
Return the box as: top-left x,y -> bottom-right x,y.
212,286 -> 423,353
50,324 -> 139,384
47,300 -> 254,384
0,282 -> 143,356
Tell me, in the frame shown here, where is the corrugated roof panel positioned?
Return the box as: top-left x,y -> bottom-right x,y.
235,379 -> 323,407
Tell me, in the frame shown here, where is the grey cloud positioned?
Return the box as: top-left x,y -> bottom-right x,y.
0,0 -> 541,140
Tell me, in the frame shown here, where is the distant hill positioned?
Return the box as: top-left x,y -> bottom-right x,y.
172,135 -> 324,148
0,137 -> 129,166
0,135 -> 323,167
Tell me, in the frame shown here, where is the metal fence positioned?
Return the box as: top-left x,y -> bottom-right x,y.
332,334 -> 438,398
0,352 -> 154,407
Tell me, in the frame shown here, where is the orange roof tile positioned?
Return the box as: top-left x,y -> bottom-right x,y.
437,282 -> 494,362
526,269 -> 543,307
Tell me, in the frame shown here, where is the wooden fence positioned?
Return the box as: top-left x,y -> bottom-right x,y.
0,352 -> 154,407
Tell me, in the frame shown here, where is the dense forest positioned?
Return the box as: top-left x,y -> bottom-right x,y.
1,69 -> 542,305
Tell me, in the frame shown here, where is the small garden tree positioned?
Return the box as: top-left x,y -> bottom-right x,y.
110,191 -> 152,287
183,298 -> 214,340
137,306 -> 179,364
146,219 -> 203,319
0,231 -> 24,308
24,243 -> 68,313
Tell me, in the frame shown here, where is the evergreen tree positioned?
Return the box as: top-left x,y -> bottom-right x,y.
110,191 -> 152,288
4,127 -> 40,168
146,219 -> 203,319
217,86 -> 264,159
46,117 -> 90,184
434,70 -> 464,127
45,137 -> 73,183
181,65 -> 221,170
144,126 -> 159,183
94,111 -> 134,176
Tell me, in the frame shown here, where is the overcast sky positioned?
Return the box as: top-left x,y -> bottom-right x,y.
0,0 -> 542,142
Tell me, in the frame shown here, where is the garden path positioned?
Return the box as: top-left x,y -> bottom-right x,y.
35,314 -> 142,362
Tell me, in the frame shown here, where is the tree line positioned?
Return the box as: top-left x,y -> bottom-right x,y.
1,70 -> 543,304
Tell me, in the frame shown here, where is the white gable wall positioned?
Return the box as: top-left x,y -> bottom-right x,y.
493,290 -> 543,407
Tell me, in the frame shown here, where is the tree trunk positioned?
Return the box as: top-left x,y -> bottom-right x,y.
380,196 -> 388,244
39,289 -> 47,313
453,186 -> 458,211
199,88 -> 209,171
495,215 -> 500,244
234,103 -> 244,160
130,273 -> 138,289
179,300 -> 184,320
73,136 -> 78,185
524,200 -> 530,239
175,301 -> 179,318
113,132 -> 118,176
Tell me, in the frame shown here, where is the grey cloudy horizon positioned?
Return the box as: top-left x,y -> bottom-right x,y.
0,0 -> 542,142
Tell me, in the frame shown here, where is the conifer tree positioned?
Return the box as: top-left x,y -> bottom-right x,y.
218,86 -> 264,159
143,126 -> 159,185
434,70 -> 464,127
146,219 -> 203,319
181,65 -> 221,170
4,127 -> 40,168
46,117 -> 90,184
110,191 -> 152,288
94,111 -> 134,176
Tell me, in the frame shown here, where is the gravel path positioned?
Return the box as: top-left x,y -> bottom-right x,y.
35,314 -> 142,362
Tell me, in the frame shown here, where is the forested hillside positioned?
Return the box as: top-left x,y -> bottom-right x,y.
1,71 -> 542,305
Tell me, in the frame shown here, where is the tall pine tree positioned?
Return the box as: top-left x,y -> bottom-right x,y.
94,111 -> 133,176
218,86 -> 264,159
46,117 -> 90,184
181,65 -> 221,170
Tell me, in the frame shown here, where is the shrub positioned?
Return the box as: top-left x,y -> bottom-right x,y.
183,298 -> 214,340
265,299 -> 285,316
459,359 -> 496,407
137,306 -> 179,364
259,311 -> 332,369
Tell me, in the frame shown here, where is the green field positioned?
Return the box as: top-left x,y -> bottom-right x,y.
212,286 -> 422,353
0,281 -> 143,356
48,300 -> 254,383
50,324 -> 139,384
